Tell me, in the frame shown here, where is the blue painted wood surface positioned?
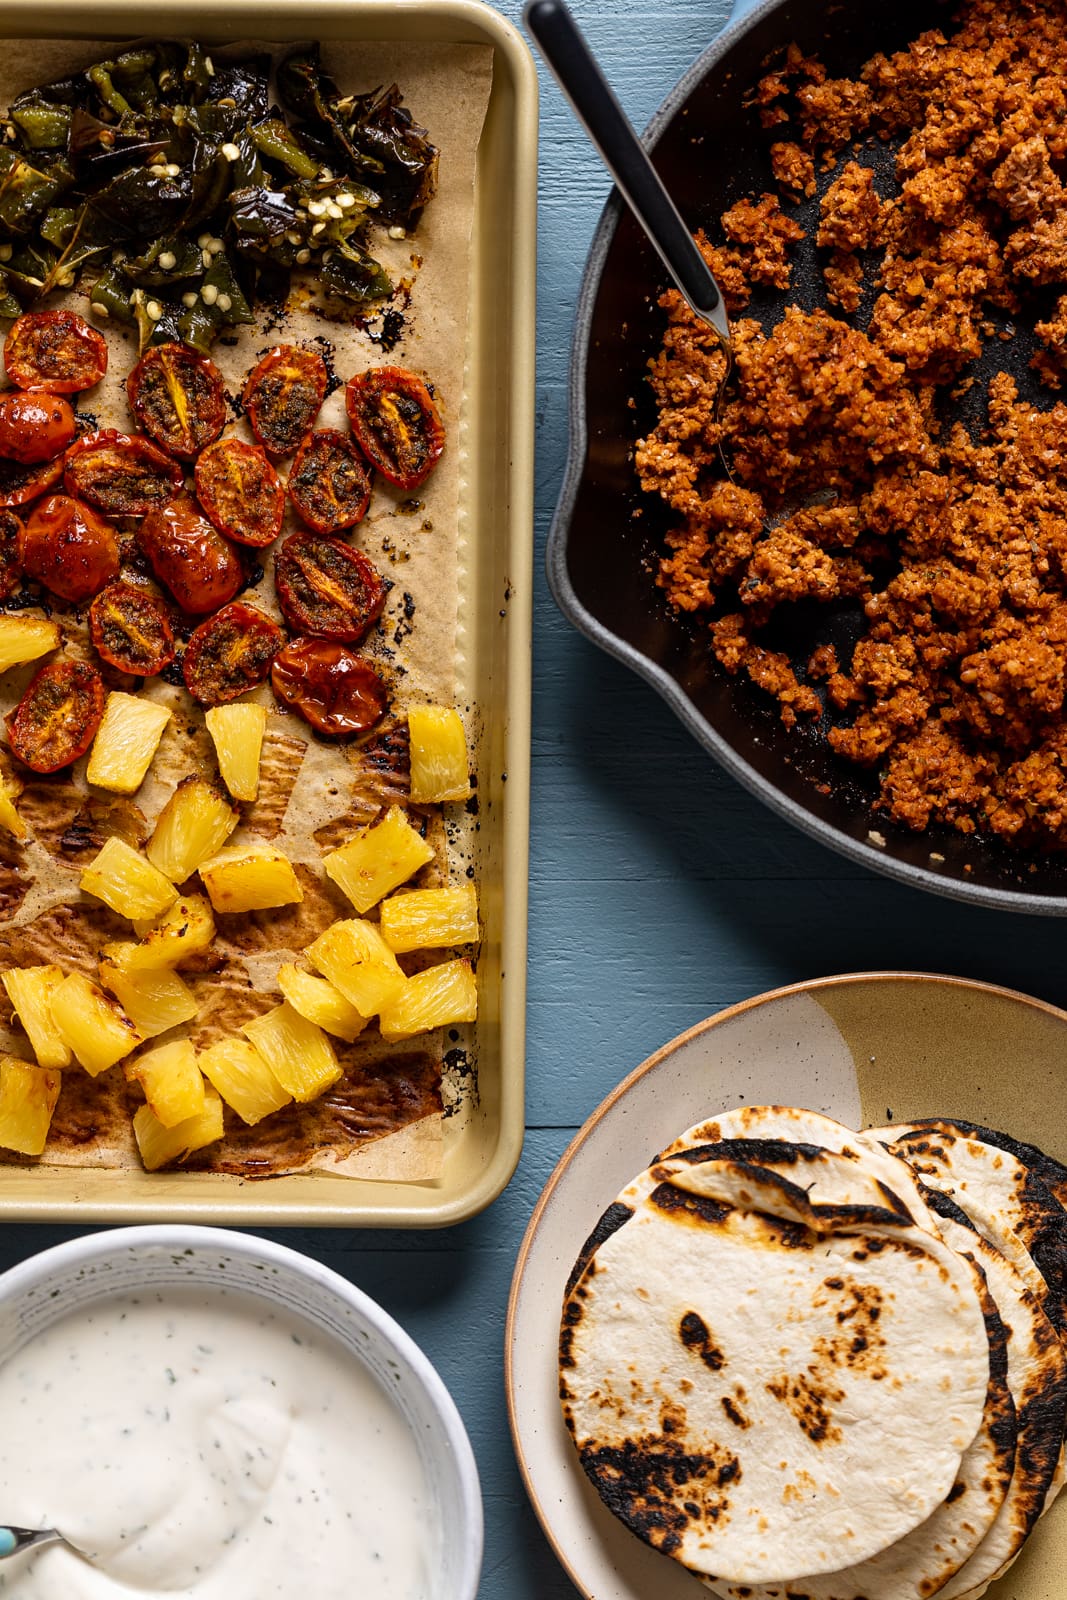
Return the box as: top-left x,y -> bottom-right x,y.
3,4 -> 1067,1596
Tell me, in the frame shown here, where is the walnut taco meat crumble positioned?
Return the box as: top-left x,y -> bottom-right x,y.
636,0 -> 1067,848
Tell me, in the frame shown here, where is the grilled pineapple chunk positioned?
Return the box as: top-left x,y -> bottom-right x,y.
49,972 -> 142,1075
0,778 -> 27,842
277,964 -> 368,1043
306,918 -> 406,1016
198,842 -> 303,914
199,1037 -> 291,1126
243,1003 -> 342,1103
0,1054 -> 61,1155
147,777 -> 239,884
86,691 -> 172,795
205,703 -> 268,803
1,965 -> 71,1068
80,836 -> 178,922
125,1039 -> 205,1129
322,806 -> 434,914
407,706 -> 471,803
134,1084 -> 223,1171
99,960 -> 197,1038
379,959 -> 478,1042
379,885 -> 480,953
0,615 -> 60,675
119,893 -> 217,970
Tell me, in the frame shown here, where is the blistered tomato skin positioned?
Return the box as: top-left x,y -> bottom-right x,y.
345,366 -> 445,491
183,602 -> 285,706
127,343 -> 227,460
5,310 -> 108,394
0,392 -> 77,465
0,510 -> 23,599
89,583 -> 176,678
20,494 -> 120,603
194,438 -> 285,548
271,638 -> 390,737
7,658 -> 106,773
243,345 -> 328,457
139,496 -> 244,616
0,456 -> 64,509
64,430 -> 185,517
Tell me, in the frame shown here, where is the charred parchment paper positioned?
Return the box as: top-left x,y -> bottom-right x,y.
0,37 -> 493,1182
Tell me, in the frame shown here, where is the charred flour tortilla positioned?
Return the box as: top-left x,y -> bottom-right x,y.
560,1160 -> 990,1585
866,1122 -> 1067,1331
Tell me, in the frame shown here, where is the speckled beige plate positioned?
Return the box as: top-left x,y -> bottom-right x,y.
506,972 -> 1067,1600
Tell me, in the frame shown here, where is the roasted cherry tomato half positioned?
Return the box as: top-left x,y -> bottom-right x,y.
274,532 -> 386,642
0,510 -> 23,599
5,310 -> 108,395
139,495 -> 243,616
20,494 -> 120,604
194,438 -> 285,549
0,392 -> 77,466
271,639 -> 390,738
344,367 -> 444,492
183,601 -> 285,707
7,658 -> 106,773
243,345 -> 328,458
64,430 -> 184,517
127,343 -> 227,461
0,455 -> 63,509
89,582 -> 177,678
287,429 -> 372,535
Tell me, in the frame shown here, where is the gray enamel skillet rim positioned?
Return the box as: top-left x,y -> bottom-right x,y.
543,0 -> 1067,919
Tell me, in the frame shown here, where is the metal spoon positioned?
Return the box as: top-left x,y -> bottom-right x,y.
0,1524 -> 92,1562
523,0 -> 731,361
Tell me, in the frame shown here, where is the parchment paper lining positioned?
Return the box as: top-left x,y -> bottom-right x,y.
0,37 -> 493,1183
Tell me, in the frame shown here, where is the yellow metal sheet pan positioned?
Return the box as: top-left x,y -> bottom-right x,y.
0,0 -> 535,1226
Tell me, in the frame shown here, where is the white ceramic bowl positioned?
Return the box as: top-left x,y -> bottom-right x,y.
0,1225 -> 483,1600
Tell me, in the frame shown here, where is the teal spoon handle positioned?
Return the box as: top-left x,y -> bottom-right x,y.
0,1526 -> 65,1559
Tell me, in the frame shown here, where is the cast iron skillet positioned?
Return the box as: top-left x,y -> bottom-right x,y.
545,0 -> 1067,916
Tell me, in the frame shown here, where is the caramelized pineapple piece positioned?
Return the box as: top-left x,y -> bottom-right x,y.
407,706 -> 471,803
146,777 -> 239,884
1,965 -> 71,1068
322,806 -> 434,915
200,1038 -> 291,1125
205,703 -> 268,803
277,963 -> 368,1043
49,972 -> 142,1075
0,779 -> 27,842
379,959 -> 478,1042
379,885 -> 480,953
125,1039 -> 205,1129
99,960 -> 197,1039
134,1083 -> 224,1171
86,691 -> 172,795
198,842 -> 303,914
306,918 -> 406,1016
80,836 -> 178,922
120,893 -> 217,970
243,1003 -> 342,1103
0,615 -> 60,675
0,1054 -> 61,1155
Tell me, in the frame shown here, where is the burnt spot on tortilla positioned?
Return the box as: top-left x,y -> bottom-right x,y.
909,1117 -> 1067,1210
576,1432 -> 740,1555
721,1394 -> 751,1429
810,1278 -> 888,1379
919,1182 -> 977,1232
944,1480 -> 967,1504
650,1181 -> 733,1228
663,1138 -> 826,1167
679,1311 -> 727,1371
765,1370 -> 845,1445
564,1201 -> 635,1298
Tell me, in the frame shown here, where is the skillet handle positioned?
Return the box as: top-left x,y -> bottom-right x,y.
523,0 -> 730,344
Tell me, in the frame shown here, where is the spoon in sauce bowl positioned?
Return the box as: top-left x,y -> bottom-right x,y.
0,1525 -> 94,1563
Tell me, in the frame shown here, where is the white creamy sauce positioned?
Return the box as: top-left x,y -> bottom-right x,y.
0,1288 -> 436,1599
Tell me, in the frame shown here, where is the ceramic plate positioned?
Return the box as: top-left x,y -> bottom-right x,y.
505,972 -> 1067,1600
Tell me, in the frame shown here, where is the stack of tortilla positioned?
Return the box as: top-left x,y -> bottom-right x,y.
559,1106 -> 1067,1599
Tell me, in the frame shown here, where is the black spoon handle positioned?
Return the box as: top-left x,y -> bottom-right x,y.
523,0 -> 730,341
